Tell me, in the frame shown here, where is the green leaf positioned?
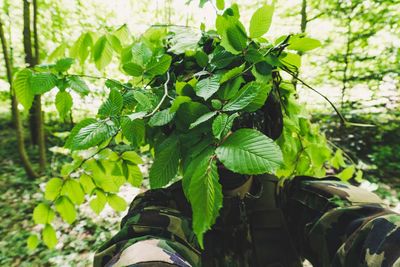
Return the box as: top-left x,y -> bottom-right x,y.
121,151 -> 143,164
69,120 -> 117,150
170,96 -> 192,113
33,203 -> 55,224
331,150 -> 346,169
27,234 -> 40,250
125,163 -> 143,187
106,33 -> 122,54
249,4 -> 274,38
121,117 -> 145,147
130,42 -> 153,66
244,48 -> 264,63
70,32 -> 93,65
218,76 -> 245,100
90,190 -> 107,214
149,135 -> 180,188
216,15 -> 247,54
93,36 -> 113,70
105,34 -> 122,53
42,224 -> 57,249
45,178 -> 63,201
210,47 -> 236,69
287,36 -> 321,52
216,0 -> 225,10
243,82 -> 272,112
55,196 -> 76,224
338,166 -> 356,181
145,54 -> 172,76
176,102 -> 210,130
98,89 -> 123,117
212,113 -> 238,140
65,118 -> 97,149
211,99 -> 223,110
107,194 -> 127,211
222,82 -> 261,111
13,69 -> 34,110
187,156 -> 222,248
133,91 -> 153,111
219,64 -> 245,84
195,50 -> 209,67
30,73 -> 57,94
60,179 -> 85,205
167,28 -> 201,54
122,62 -> 143,77
280,52 -> 301,69
48,43 -> 67,62
55,91 -> 73,118
189,111 -> 218,129
67,76 -> 89,95
195,76 -> 220,100
355,170 -> 363,183
79,173 -> 96,194
114,24 -> 131,46
55,58 -> 74,72
226,25 -> 247,52
148,109 -> 175,127
216,128 -> 283,174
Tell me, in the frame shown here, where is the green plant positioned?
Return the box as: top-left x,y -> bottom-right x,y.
18,3 -> 356,249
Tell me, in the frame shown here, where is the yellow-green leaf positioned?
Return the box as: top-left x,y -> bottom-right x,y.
55,196 -> 77,224
107,194 -> 127,211
44,178 -> 63,201
249,4 -> 274,38
42,224 -> 57,249
33,203 -> 55,225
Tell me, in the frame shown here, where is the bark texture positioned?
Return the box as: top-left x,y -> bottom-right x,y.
0,18 -> 38,179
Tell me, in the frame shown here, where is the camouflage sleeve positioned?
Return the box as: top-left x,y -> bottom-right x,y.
93,185 -> 201,267
281,176 -> 400,267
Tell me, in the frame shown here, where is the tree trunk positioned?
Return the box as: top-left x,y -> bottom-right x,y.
24,0 -> 46,172
0,18 -> 38,179
292,0 -> 308,91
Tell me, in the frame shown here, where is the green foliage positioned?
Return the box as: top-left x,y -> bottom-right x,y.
13,69 -> 34,109
33,203 -> 55,225
149,135 -> 180,188
249,4 -> 274,38
42,224 -> 57,249
55,91 -> 73,118
22,2 -> 359,249
195,76 -> 220,100
216,129 -> 283,174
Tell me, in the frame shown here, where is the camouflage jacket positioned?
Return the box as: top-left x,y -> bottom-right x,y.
94,175 -> 400,267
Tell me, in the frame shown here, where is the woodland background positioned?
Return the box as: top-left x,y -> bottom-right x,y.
0,0 -> 399,266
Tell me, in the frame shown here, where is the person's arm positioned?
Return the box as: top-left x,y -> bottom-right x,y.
93,186 -> 201,267
281,176 -> 400,267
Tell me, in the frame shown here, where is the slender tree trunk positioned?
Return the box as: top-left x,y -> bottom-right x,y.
341,20 -> 351,110
24,0 -> 46,172
0,19 -> 38,179
32,0 -> 46,171
292,0 -> 308,91
300,0 -> 307,34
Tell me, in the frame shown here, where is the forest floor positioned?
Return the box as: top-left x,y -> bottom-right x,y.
0,115 -> 399,267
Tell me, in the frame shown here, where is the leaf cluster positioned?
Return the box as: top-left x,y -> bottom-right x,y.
21,3 -> 356,249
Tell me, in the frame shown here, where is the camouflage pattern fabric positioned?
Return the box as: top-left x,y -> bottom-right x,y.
94,176 -> 400,267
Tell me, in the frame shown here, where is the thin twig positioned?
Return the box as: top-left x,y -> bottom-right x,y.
72,74 -> 133,90
145,72 -> 171,117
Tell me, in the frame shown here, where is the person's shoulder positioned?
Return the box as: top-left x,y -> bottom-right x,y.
121,180 -> 190,226
282,176 -> 384,208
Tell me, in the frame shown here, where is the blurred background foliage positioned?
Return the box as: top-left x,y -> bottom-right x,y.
0,0 -> 399,266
